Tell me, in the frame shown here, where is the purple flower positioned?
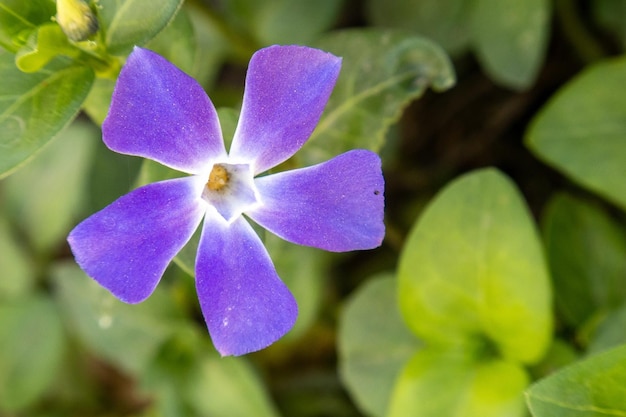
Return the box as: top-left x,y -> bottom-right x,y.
68,46 -> 385,356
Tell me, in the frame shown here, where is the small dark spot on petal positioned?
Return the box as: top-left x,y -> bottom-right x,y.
374,190 -> 380,195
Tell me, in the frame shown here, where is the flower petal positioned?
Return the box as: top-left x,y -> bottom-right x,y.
103,47 -> 226,174
229,45 -> 341,174
67,177 -> 205,303
247,150 -> 385,252
195,214 -> 297,356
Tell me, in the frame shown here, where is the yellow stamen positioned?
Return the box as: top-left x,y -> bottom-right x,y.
207,164 -> 229,191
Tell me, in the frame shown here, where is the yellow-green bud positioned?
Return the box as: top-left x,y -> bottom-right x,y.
56,0 -> 99,42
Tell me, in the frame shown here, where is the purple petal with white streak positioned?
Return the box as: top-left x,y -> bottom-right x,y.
67,177 -> 206,303
229,45 -> 341,174
195,214 -> 297,356
103,47 -> 225,174
247,150 -> 385,252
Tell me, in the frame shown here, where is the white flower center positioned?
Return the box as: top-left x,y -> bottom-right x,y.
202,163 -> 259,222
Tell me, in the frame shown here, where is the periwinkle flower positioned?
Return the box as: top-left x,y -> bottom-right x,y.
68,45 -> 385,356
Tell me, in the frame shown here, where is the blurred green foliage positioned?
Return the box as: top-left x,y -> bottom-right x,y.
1,0 -> 626,416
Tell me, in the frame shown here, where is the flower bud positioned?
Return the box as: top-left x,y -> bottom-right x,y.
56,0 -> 99,42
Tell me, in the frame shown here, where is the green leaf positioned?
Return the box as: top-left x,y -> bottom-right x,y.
531,339 -> 580,380
470,0 -> 551,90
0,53 -> 94,178
51,262 -> 177,376
184,2 -> 229,88
542,193 -> 626,327
185,353 -> 281,417
301,29 -> 455,165
146,6 -> 196,76
387,348 -> 529,417
85,131 -> 143,213
0,294 -> 65,412
139,326 -> 206,417
98,0 -> 184,56
0,0 -> 56,52
224,0 -> 344,45
15,23 -> 79,73
82,77 -> 114,126
398,168 -> 552,364
143,329 -> 281,417
588,304 -> 626,355
526,344 -> 626,417
593,0 -> 626,50
3,119 -> 96,253
338,274 -> 421,417
366,0 -> 471,55
0,215 -> 35,298
526,56 -> 626,211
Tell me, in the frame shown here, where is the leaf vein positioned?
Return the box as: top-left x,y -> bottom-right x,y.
0,69 -> 69,121
530,394 -> 626,416
0,4 -> 37,28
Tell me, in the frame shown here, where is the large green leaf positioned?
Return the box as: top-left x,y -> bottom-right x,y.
0,53 -> 94,178
470,0 -> 551,90
588,304 -> 626,355
0,215 -> 34,298
3,119 -> 96,254
398,168 -> 552,364
387,348 -> 529,417
366,0 -> 471,55
98,0 -> 184,56
526,56 -> 626,211
338,274 -> 421,417
300,29 -> 455,165
51,262 -> 177,376
526,344 -> 626,417
185,353 -> 281,417
0,294 -> 65,412
0,0 -> 56,52
542,193 -> 626,328
223,0 -> 344,46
